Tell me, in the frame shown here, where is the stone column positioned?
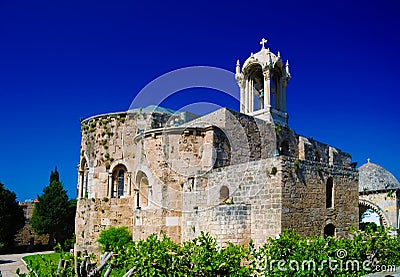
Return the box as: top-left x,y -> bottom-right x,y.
250,79 -> 254,113
128,172 -> 132,196
239,81 -> 245,113
78,170 -> 84,198
244,79 -> 248,113
263,70 -> 271,109
108,173 -> 113,198
147,186 -> 152,207
247,79 -> 250,113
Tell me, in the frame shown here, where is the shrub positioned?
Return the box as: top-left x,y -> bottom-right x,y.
98,226 -> 132,252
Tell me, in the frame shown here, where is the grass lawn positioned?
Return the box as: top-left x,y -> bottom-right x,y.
21,252 -> 72,276
21,252 -> 127,276
23,252 -> 62,265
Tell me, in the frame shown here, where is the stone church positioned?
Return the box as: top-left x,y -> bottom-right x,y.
74,39 -> 360,254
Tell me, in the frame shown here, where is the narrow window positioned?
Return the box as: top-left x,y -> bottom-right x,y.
79,159 -> 88,198
326,177 -> 334,208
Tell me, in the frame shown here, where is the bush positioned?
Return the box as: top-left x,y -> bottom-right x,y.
97,226 -> 132,252
18,228 -> 400,276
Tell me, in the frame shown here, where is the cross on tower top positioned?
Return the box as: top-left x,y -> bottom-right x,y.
260,38 -> 268,49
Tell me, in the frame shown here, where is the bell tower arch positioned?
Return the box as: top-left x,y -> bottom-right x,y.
235,38 -> 291,126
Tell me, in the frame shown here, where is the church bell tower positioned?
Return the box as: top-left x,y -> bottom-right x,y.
235,38 -> 291,126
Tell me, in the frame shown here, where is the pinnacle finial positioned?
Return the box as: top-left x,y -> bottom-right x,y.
236,60 -> 241,74
260,38 -> 267,49
277,51 -> 281,58
367,158 -> 371,163
286,60 -> 290,75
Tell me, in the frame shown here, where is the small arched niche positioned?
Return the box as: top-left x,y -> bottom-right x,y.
136,171 -> 149,208
324,223 -> 335,237
219,185 -> 229,202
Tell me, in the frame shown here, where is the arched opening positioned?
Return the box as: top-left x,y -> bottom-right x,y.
326,177 -> 334,209
136,171 -> 149,208
220,186 -> 229,202
213,128 -> 231,168
324,223 -> 335,237
358,199 -> 391,228
359,208 -> 380,230
79,158 -> 89,198
112,164 -> 128,198
270,67 -> 283,111
246,64 -> 264,113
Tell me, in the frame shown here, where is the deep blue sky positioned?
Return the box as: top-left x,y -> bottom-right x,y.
0,0 -> 399,201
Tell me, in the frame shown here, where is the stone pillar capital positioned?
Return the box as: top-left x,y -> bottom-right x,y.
263,69 -> 271,80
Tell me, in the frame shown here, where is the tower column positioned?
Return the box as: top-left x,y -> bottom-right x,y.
250,79 -> 254,113
263,70 -> 271,109
244,79 -> 248,113
282,79 -> 288,112
239,81 -> 245,113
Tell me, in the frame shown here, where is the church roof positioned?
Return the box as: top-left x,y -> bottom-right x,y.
129,105 -> 177,114
242,47 -> 281,70
358,161 -> 400,193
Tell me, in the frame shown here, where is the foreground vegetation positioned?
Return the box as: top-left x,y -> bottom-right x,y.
0,182 -> 24,253
18,226 -> 400,276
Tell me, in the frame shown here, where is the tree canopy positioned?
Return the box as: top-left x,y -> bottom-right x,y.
31,167 -> 76,247
0,182 -> 25,252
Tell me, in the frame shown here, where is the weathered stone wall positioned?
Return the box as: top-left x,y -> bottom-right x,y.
182,158 -> 282,246
280,157 -> 359,237
15,202 -> 49,251
75,197 -> 135,254
184,108 -> 278,164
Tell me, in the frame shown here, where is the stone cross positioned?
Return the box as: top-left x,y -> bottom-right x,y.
260,38 -> 267,49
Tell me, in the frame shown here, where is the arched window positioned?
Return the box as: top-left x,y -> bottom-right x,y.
112,165 -> 128,198
79,158 -> 88,198
326,177 -> 334,209
220,186 -> 229,202
136,171 -> 149,208
324,223 -> 335,237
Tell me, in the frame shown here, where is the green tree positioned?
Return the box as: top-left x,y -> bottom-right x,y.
31,167 -> 76,248
0,182 -> 25,252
